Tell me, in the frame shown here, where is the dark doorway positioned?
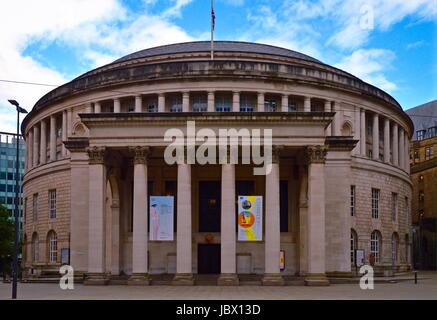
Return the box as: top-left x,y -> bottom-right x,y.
198,244 -> 221,274
198,181 -> 221,232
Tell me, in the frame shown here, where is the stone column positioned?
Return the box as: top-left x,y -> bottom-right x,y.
399,128 -> 405,170
218,154 -> 238,285
113,99 -> 121,113
304,96 -> 311,112
372,113 -> 379,160
305,146 -> 329,286
40,120 -> 47,165
392,123 -> 399,166
262,147 -> 284,286
257,92 -> 265,112
85,103 -> 93,113
33,125 -> 39,167
360,109 -> 366,156
172,162 -> 194,285
158,94 -> 165,112
405,133 -> 410,174
85,147 -> 108,285
207,91 -> 215,112
384,118 -> 390,163
128,146 -> 151,285
182,92 -> 190,112
66,109 -> 72,157
324,100 -> 331,136
281,94 -> 289,112
232,91 -> 240,112
111,198 -> 121,275
332,101 -> 341,136
62,111 -> 67,157
298,165 -> 308,275
94,102 -> 101,113
50,115 -> 57,162
28,130 -> 33,170
135,95 -> 142,113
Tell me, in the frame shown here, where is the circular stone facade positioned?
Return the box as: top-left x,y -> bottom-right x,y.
21,41 -> 413,283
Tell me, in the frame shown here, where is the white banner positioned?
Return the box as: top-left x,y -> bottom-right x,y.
237,196 -> 263,241
149,196 -> 174,241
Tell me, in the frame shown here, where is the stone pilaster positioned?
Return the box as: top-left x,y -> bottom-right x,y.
281,94 -> 289,112
218,152 -> 238,286
305,146 -> 330,286
172,159 -> 194,285
372,113 -> 379,160
85,146 -> 108,285
50,115 -> 56,162
360,109 -> 366,156
232,91 -> 240,112
304,96 -> 311,112
40,120 -> 47,164
262,146 -> 284,286
113,98 -> 121,113
384,118 -> 390,163
207,91 -> 215,112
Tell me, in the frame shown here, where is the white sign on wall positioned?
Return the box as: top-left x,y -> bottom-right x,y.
149,196 -> 174,241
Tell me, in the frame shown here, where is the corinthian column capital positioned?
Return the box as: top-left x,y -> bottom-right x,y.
130,146 -> 150,165
87,146 -> 106,164
307,145 -> 327,164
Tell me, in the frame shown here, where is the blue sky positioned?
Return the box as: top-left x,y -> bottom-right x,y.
0,0 -> 436,133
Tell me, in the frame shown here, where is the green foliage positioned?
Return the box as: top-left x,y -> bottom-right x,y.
0,204 -> 14,276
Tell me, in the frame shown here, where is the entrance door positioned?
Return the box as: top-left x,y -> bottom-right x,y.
198,244 -> 221,274
198,181 -> 221,232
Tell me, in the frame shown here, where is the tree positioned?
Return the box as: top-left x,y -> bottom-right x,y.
0,204 -> 14,280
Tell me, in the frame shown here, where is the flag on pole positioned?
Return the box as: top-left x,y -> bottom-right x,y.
211,0 -> 215,60
212,6 -> 215,31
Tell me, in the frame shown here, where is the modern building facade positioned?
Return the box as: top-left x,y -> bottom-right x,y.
21,41 -> 413,285
407,100 -> 437,270
0,132 -> 25,233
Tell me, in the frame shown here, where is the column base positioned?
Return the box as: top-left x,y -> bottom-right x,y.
217,273 -> 239,286
304,273 -> 330,286
84,273 -> 109,286
262,273 -> 285,286
128,273 -> 151,286
172,273 -> 195,286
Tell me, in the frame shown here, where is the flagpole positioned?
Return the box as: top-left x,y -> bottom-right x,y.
211,0 -> 214,60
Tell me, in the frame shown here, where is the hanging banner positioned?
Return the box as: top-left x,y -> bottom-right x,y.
149,196 -> 174,241
237,196 -> 263,241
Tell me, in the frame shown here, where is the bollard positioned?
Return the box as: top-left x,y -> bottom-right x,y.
414,271 -> 418,284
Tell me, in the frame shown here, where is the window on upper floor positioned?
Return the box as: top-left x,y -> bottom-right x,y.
414,150 -> 420,163
391,192 -> 398,222
288,100 -> 297,112
425,147 -> 433,160
215,96 -> 231,112
350,185 -> 356,217
264,99 -> 277,112
428,127 -> 437,138
370,230 -> 381,263
33,193 -> 38,222
371,188 -> 380,219
417,130 -> 426,141
240,95 -> 254,112
49,189 -> 56,219
192,95 -> 207,112
169,96 -> 182,112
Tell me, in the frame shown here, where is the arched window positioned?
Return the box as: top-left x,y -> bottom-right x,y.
370,230 -> 381,263
391,232 -> 399,265
47,231 -> 58,263
31,232 -> 39,262
351,229 -> 358,265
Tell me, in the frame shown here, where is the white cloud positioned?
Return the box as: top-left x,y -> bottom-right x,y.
407,40 -> 426,49
335,49 -> 397,92
0,0 -> 197,133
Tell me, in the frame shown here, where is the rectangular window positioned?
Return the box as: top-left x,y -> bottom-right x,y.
148,103 -> 157,113
414,150 -> 420,163
33,193 -> 38,222
240,95 -> 254,112
371,188 -> 379,219
350,185 -> 356,216
215,96 -> 231,112
192,96 -> 207,112
264,99 -> 277,112
391,192 -> 397,221
425,147 -> 432,160
417,130 -> 426,141
288,101 -> 297,112
169,96 -> 182,112
49,189 -> 56,219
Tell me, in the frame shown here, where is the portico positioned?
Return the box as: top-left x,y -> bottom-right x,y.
65,111 -> 356,286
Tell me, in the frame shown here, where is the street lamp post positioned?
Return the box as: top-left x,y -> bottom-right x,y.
7,99 -> 28,300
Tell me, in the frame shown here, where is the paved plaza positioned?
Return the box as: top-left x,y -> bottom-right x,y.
1,272 -> 436,300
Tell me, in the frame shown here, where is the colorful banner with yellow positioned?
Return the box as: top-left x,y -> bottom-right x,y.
237,195 -> 263,241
